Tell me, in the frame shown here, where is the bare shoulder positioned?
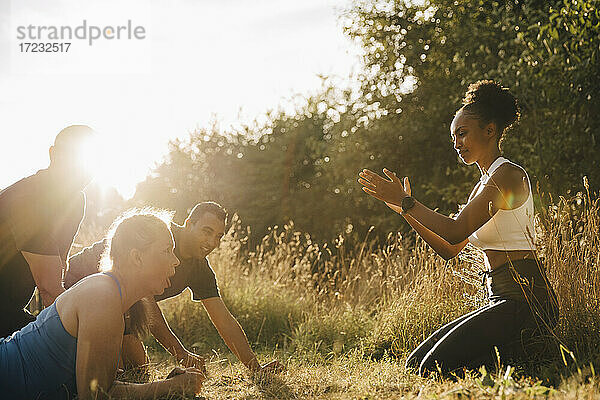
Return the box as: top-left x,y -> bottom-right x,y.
78,275 -> 123,317
489,162 -> 530,208
58,274 -> 124,337
492,163 -> 528,188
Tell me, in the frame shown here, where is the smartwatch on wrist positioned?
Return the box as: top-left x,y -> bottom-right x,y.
401,196 -> 415,214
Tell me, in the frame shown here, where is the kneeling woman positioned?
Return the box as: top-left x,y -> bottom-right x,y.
358,80 -> 558,376
0,209 -> 204,399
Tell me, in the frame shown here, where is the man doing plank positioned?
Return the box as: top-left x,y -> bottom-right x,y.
65,202 -> 282,374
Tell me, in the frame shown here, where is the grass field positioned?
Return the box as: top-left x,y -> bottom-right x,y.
121,185 -> 599,398
134,354 -> 599,399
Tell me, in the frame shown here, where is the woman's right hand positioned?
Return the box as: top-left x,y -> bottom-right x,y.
166,367 -> 205,396
176,349 -> 207,375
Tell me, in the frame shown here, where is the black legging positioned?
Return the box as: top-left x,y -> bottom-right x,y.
406,259 -> 558,376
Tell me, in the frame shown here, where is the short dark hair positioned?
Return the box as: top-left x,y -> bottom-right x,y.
185,201 -> 227,226
460,80 -> 520,148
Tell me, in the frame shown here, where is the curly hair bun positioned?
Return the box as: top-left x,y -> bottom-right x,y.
462,80 -> 520,134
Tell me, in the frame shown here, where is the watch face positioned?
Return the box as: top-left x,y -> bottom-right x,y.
402,196 -> 415,211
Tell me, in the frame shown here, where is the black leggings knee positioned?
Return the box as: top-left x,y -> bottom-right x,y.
406,299 -> 554,376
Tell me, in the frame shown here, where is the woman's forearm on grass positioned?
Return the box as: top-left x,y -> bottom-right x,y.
108,379 -> 172,399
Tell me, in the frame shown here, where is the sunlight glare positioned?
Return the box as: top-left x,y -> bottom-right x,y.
89,140 -> 148,199
75,137 -> 102,183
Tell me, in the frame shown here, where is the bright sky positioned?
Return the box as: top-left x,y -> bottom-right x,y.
0,0 -> 361,198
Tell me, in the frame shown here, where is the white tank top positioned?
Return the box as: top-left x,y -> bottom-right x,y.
467,157 -> 537,251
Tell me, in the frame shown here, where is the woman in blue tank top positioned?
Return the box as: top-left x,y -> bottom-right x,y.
358,81 -> 558,376
0,209 -> 205,399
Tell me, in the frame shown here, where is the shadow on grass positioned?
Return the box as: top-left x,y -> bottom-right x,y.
250,374 -> 296,400
116,365 -> 151,383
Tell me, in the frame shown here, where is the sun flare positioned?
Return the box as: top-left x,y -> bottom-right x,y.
76,136 -> 148,198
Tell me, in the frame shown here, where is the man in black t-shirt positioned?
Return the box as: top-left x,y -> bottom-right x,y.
66,202 -> 282,374
0,125 -> 96,337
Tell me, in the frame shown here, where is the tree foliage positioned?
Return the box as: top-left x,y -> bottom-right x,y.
134,0 -> 599,242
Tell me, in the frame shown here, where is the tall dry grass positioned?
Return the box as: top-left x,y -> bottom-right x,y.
159,185 -> 599,379
54,185 -> 579,387
540,181 -> 600,364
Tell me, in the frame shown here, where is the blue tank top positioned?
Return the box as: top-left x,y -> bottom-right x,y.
0,272 -> 122,400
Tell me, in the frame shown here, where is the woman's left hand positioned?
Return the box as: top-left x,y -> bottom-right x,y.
358,168 -> 407,206
386,176 -> 411,214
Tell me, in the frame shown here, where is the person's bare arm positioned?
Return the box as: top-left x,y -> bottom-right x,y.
21,251 -> 65,306
202,297 -> 260,370
75,284 -> 125,399
358,167 -> 520,245
202,297 -> 283,373
385,177 -> 468,260
147,298 -> 205,371
75,286 -> 202,399
399,211 -> 468,260
108,372 -> 202,400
